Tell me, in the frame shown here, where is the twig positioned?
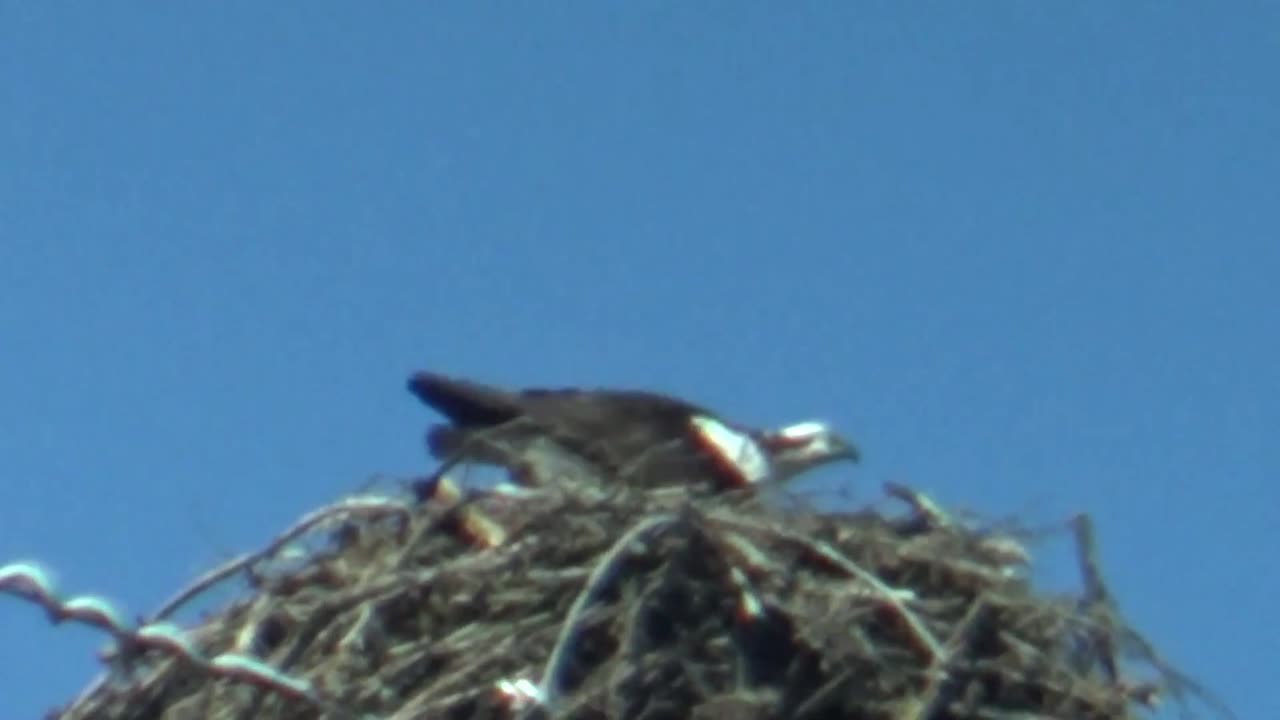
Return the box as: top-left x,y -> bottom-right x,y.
884,482 -> 952,529
709,513 -> 943,661
527,512 -> 683,716
909,596 -> 991,720
152,495 -> 410,621
1070,514 -> 1117,682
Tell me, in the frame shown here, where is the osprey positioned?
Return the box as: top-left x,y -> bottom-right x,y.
407,371 -> 859,491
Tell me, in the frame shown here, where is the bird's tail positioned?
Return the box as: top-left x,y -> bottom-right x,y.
407,371 -> 520,426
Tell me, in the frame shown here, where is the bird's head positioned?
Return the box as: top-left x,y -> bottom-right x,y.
689,416 -> 859,487
759,420 -> 860,481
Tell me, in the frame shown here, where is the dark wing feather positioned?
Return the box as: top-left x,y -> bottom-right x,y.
407,372 -> 523,426
512,388 -> 721,477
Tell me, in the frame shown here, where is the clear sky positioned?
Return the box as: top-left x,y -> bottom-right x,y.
2,5 -> 1274,718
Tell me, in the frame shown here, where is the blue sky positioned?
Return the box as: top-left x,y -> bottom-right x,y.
2,5 -> 1274,718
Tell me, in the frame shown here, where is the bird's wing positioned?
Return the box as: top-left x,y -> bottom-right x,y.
512,389 -> 720,476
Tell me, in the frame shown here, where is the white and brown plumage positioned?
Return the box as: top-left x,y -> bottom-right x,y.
407,371 -> 859,490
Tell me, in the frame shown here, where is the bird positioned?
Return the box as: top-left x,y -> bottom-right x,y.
406,370 -> 859,491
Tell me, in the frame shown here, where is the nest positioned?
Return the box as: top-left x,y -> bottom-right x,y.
50,452 -> 1220,720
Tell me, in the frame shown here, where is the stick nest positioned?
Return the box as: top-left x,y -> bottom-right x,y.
55,458 -> 1214,720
